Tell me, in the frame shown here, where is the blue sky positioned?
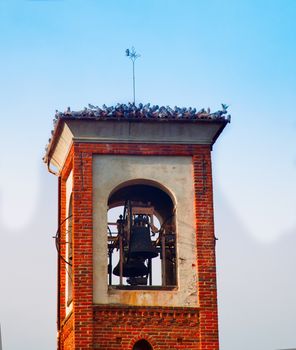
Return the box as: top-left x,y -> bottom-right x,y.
0,1 -> 295,349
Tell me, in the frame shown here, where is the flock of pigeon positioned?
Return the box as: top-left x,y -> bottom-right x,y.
53,102 -> 230,124
46,103 -> 230,152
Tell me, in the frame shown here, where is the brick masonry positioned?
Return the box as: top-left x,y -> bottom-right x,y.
57,142 -> 219,350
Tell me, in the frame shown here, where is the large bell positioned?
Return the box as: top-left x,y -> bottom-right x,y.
113,258 -> 148,277
129,224 -> 158,259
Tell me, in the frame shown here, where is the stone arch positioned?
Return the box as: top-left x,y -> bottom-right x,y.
109,178 -> 176,204
108,178 -> 176,225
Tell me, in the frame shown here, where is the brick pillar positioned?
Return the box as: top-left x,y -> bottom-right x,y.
58,176 -> 67,350
193,150 -> 219,350
72,146 -> 93,349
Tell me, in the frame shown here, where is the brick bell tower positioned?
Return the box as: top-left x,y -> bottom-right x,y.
44,103 -> 230,350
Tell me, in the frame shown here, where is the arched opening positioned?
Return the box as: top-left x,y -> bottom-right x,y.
107,181 -> 177,288
133,339 -> 153,350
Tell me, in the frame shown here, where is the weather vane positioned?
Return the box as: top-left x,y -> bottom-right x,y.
125,47 -> 140,105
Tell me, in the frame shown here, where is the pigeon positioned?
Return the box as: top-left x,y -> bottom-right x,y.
221,103 -> 229,111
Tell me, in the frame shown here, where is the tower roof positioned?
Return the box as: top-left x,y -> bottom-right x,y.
44,102 -> 230,174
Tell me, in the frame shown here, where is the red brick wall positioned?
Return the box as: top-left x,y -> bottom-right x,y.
59,314 -> 74,350
57,142 -> 219,350
58,174 -> 67,328
193,154 -> 219,349
93,306 -> 199,350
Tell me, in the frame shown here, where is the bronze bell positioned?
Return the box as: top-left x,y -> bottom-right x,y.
129,225 -> 158,259
113,258 -> 148,277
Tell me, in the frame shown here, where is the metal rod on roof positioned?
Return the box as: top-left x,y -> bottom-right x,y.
132,59 -> 135,105
125,47 -> 140,105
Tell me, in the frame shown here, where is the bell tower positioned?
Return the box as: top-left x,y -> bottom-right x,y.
44,103 -> 229,350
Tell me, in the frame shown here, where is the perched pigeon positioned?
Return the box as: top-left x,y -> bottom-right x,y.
221,103 -> 229,111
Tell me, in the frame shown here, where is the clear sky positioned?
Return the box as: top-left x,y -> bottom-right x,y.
0,0 -> 295,349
